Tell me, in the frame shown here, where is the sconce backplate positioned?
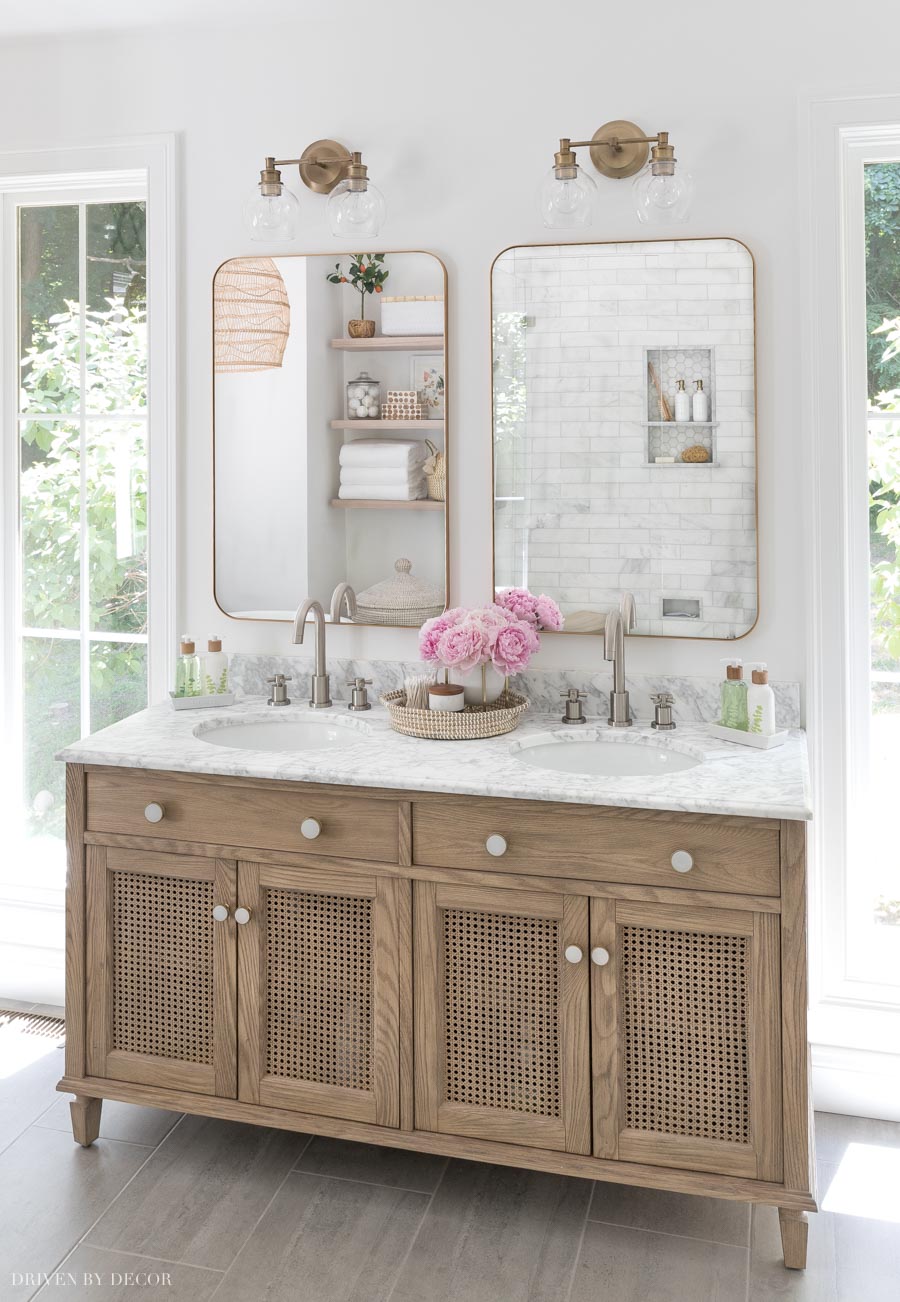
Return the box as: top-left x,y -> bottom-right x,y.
590,120 -> 649,179
299,139 -> 352,194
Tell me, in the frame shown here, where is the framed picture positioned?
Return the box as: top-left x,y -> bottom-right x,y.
409,354 -> 445,420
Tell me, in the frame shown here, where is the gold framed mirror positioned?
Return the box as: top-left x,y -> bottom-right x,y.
213,250 -> 448,626
491,237 -> 757,639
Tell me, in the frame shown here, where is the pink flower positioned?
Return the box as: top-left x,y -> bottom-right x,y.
495,587 -> 539,623
534,594 -> 564,631
418,608 -> 466,662
491,619 -> 539,676
436,621 -> 489,675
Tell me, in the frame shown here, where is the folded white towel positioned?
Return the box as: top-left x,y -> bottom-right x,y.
338,482 -> 427,501
340,466 -> 426,487
339,438 -> 428,469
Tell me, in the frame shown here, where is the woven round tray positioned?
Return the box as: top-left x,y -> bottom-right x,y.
381,689 -> 528,740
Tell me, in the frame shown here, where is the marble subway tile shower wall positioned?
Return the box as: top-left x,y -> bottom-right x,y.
493,240 -> 756,638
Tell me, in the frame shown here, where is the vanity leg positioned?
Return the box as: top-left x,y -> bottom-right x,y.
70,1095 -> 102,1146
778,1207 -> 808,1270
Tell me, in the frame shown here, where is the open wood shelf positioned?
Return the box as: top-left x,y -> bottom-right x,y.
330,336 -> 444,352
329,498 -> 444,511
330,419 -> 444,431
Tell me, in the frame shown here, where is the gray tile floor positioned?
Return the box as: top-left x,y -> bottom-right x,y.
1,1006 -> 899,1300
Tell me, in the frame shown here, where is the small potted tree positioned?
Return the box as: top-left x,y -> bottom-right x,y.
326,253 -> 389,338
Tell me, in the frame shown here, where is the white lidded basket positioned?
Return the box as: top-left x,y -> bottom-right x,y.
354,558 -> 445,628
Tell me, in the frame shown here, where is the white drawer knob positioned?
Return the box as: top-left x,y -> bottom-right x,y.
300,818 -> 321,840
671,850 -> 694,873
485,834 -> 508,857
143,802 -> 165,824
591,946 -> 610,966
234,907 -> 251,925
564,945 -> 583,964
212,905 -> 229,923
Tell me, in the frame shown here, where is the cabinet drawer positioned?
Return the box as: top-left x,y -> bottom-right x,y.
412,799 -> 780,896
87,769 -> 399,863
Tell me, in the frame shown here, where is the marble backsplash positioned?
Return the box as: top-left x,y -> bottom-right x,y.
228,654 -> 801,729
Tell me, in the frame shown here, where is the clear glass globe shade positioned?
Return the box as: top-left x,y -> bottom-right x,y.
632,167 -> 694,225
327,180 -> 386,239
538,165 -> 597,229
244,186 -> 300,243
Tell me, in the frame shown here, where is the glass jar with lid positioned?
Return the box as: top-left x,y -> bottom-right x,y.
346,371 -> 381,419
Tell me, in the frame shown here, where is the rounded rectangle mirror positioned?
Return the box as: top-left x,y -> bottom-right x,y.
491,238 -> 757,638
213,249 -> 448,626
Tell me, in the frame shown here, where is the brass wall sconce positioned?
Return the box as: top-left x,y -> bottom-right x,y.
539,119 -> 693,229
245,139 -> 386,243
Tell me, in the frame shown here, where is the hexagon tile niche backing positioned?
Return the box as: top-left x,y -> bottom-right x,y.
646,347 -> 715,463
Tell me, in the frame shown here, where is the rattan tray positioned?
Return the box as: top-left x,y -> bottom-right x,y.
381,689 -> 528,740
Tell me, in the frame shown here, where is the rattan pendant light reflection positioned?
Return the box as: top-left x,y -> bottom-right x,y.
214,257 -> 291,373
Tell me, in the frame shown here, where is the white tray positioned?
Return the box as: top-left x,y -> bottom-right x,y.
169,691 -> 235,711
707,723 -> 788,749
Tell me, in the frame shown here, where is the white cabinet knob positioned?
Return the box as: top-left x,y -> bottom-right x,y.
564,945 -> 584,964
671,850 -> 694,873
212,905 -> 229,923
143,802 -> 165,824
300,818 -> 321,840
234,907 -> 251,925
591,946 -> 610,966
485,834 -> 508,857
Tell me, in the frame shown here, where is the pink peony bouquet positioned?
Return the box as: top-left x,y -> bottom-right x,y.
494,587 -> 564,632
419,590 -> 561,678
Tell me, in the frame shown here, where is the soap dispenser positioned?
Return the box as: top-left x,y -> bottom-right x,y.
175,636 -> 201,698
719,658 -> 749,731
204,636 -> 229,695
747,663 -> 776,736
674,379 -> 690,422
692,379 -> 709,422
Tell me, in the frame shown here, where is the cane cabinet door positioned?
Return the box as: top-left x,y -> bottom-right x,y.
85,845 -> 237,1096
590,898 -> 783,1180
237,862 -> 402,1127
414,881 -> 591,1153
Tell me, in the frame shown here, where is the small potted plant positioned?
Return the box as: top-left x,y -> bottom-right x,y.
326,253 -> 389,338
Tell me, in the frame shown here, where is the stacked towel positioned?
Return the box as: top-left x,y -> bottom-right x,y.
338,439 -> 428,501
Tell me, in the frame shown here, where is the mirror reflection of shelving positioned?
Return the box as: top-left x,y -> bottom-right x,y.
645,346 -> 718,465
213,251 -> 447,622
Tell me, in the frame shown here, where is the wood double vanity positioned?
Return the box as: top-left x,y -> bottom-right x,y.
59,753 -> 815,1270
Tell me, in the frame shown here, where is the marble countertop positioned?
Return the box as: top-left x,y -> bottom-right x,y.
57,696 -> 811,821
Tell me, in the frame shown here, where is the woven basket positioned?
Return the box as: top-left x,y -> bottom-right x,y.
381,689 -> 528,740
424,438 -> 446,502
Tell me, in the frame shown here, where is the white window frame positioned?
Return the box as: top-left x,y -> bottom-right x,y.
0,137 -> 176,1005
803,94 -> 900,1118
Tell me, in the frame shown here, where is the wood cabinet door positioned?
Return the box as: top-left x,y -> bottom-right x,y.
85,845 -> 237,1096
414,881 -> 591,1154
237,862 -> 401,1128
591,898 -> 783,1180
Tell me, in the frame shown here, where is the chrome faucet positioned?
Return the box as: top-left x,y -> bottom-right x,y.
604,592 -> 636,728
292,598 -> 332,708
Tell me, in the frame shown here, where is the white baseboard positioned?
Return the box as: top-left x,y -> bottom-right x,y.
812,1043 -> 900,1122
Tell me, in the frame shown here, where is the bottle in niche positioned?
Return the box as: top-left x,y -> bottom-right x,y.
674,378 -> 691,422
692,378 -> 709,422
719,658 -> 749,731
175,636 -> 201,698
747,662 -> 776,736
204,636 -> 229,695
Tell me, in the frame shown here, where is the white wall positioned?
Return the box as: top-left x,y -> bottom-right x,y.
0,1 -> 891,708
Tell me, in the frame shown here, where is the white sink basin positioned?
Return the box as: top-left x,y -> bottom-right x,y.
196,715 -> 368,752
511,731 -> 703,778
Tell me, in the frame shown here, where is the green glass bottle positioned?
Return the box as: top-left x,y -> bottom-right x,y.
175,635 -> 201,698
719,658 -> 749,731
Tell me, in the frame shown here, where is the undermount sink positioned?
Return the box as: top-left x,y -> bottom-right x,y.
511,731 -> 704,778
195,715 -> 368,752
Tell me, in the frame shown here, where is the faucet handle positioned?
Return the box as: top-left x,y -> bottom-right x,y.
347,677 -> 373,687
346,677 -> 373,712
267,674 -> 293,684
561,687 -> 587,725
651,692 -> 676,730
